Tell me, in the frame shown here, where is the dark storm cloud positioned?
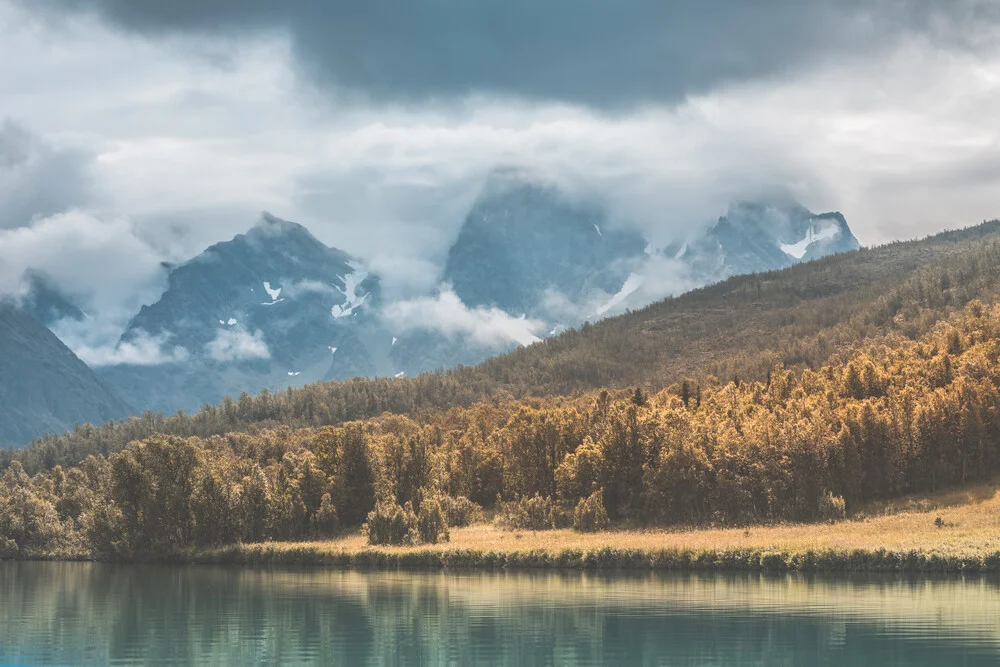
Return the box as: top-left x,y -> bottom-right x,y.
30,0 -> 1000,108
0,120 -> 94,229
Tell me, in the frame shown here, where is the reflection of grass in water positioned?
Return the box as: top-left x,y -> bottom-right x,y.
2,563 -> 1000,666
193,478 -> 1000,573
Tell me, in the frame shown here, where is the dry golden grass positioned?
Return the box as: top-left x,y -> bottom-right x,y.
238,478 -> 1000,562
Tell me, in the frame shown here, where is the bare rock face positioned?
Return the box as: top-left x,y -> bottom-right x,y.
99,213 -> 386,415
671,200 -> 861,281
91,182 -> 860,418
444,173 -> 648,317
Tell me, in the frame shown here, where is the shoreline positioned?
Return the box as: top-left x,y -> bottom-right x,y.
9,539 -> 1000,574
179,542 -> 1000,574
9,478 -> 1000,574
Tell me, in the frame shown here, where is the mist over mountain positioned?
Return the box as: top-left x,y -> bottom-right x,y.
671,200 -> 860,281
19,271 -> 87,328
444,175 -> 648,318
1,173 -> 862,437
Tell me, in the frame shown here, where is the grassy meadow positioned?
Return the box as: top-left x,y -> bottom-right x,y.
189,478 -> 1000,573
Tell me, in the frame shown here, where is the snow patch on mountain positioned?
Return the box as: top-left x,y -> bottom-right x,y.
331,268 -> 370,319
596,273 -> 645,316
263,281 -> 282,301
779,222 -> 840,260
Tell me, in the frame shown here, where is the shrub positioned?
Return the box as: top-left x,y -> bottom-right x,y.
438,495 -> 481,527
573,489 -> 610,533
362,500 -> 417,546
817,492 -> 847,522
495,494 -> 570,531
416,497 -> 450,544
310,493 -> 340,538
0,536 -> 18,560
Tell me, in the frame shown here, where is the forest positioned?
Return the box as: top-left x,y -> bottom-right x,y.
5,292 -> 1000,559
6,219 -> 1000,477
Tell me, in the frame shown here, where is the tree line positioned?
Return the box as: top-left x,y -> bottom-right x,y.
7,219 -> 1000,476
6,298 -> 1000,558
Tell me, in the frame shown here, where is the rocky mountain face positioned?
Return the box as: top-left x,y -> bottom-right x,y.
444,176 -> 648,318
1,174 -> 864,436
670,200 -> 861,281
98,187 -> 861,416
98,214 -> 388,414
0,303 -> 132,446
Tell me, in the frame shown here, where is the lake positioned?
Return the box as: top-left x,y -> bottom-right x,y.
1,562 -> 998,665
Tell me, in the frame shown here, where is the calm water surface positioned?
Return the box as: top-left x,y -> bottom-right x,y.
1,562 -> 998,666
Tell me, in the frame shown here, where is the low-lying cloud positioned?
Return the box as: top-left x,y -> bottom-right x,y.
205,326 -> 271,362
70,330 -> 189,367
382,287 -> 545,348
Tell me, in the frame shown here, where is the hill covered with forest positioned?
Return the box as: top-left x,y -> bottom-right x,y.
7,218 -> 1000,474
5,289 -> 1000,559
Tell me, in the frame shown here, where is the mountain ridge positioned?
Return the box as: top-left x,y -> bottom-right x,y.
9,217 -> 997,470
2,177 -> 865,440
0,303 -> 132,447
99,212 -> 385,414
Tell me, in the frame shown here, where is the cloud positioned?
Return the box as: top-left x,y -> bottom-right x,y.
71,330 -> 189,366
0,210 -> 168,310
538,253 -> 699,324
27,1 -> 1000,108
0,119 -> 94,229
382,287 -> 545,348
205,326 -> 271,362
0,210 -> 171,363
1,0 -> 999,350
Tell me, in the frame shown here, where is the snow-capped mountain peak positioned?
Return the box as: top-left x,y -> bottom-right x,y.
99,213 -> 386,414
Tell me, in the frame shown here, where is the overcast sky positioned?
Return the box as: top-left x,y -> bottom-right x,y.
2,0 -> 999,358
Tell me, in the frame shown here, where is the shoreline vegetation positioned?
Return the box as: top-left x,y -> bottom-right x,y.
7,239 -> 1000,575
181,478 -> 1000,573
16,479 -> 1000,574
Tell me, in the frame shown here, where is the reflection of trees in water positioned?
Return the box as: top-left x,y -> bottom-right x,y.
2,564 -> 1000,666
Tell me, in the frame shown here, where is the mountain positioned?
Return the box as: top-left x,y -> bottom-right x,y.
443,174 -> 648,318
98,213 -> 389,414
385,174 -> 650,377
443,179 -> 859,327
11,217 -> 998,473
672,200 -> 861,280
0,303 -> 132,447
92,182 -> 859,416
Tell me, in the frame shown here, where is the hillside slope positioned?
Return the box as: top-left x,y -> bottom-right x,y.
8,218 -> 1000,470
0,305 -> 132,447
